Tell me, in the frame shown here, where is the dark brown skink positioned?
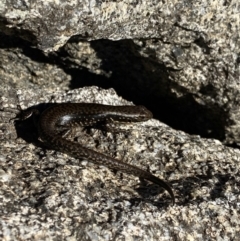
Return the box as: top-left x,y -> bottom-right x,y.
20,103 -> 175,204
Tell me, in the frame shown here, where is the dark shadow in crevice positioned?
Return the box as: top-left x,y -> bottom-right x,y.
66,39 -> 227,141
0,33 -> 228,142
0,17 -> 37,47
0,31 -> 51,64
23,36 -> 226,141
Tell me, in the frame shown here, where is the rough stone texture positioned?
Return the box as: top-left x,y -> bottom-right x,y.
0,0 -> 208,51
1,85 -> 240,240
0,0 -> 239,145
0,0 -> 240,240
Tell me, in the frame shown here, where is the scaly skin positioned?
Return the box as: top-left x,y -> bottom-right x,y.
21,103 -> 175,205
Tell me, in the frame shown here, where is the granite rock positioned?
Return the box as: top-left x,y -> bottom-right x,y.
0,0 -> 239,144
0,0 -> 240,240
0,85 -> 240,240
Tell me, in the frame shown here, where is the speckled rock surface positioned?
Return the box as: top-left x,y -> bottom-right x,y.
0,0 -> 239,144
0,0 -> 240,240
1,85 -> 240,240
0,0 -> 239,52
